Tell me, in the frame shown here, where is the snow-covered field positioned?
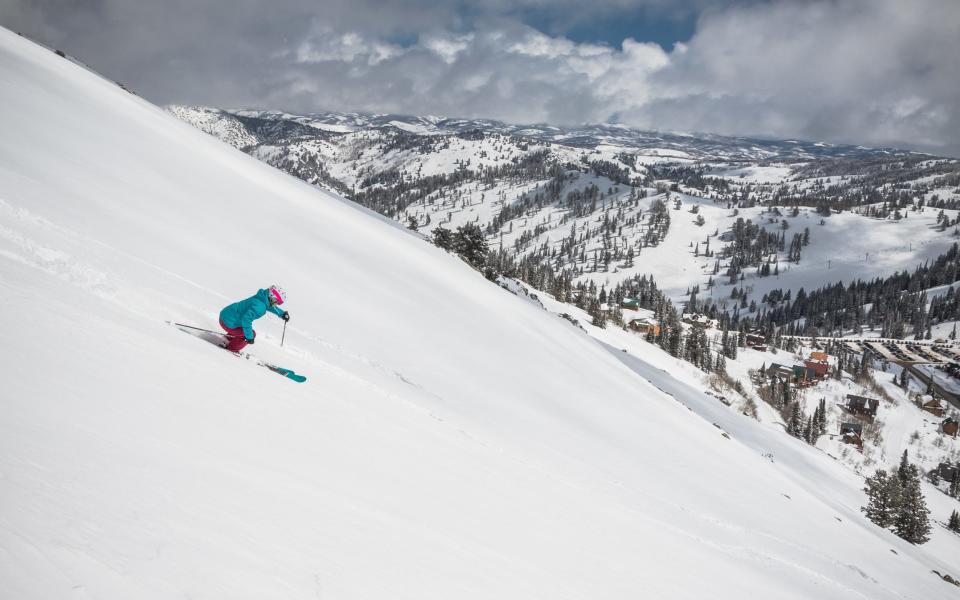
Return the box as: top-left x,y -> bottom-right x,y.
3,26 -> 960,599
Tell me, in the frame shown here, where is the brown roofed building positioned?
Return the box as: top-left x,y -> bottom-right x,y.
628,317 -> 660,337
943,417 -> 959,438
920,397 -> 946,418
804,360 -> 829,378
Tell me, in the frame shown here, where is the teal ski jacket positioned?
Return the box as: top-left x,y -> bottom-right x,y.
219,288 -> 287,340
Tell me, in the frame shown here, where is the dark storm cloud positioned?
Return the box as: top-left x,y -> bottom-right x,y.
2,0 -> 959,156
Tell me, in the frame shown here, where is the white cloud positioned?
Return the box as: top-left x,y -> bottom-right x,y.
255,0 -> 960,155
4,0 -> 960,155
294,26 -> 403,66
421,32 -> 473,64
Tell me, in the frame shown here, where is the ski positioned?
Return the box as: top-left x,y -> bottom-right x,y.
170,321 -> 306,383
259,363 -> 307,383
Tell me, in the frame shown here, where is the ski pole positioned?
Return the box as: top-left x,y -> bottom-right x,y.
282,320 -> 287,347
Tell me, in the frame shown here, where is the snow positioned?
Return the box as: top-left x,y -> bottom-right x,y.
3,26 -> 960,599
710,165 -> 795,183
387,119 -> 435,134
308,121 -> 355,133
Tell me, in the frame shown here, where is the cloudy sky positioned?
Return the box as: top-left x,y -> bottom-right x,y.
3,0 -> 960,156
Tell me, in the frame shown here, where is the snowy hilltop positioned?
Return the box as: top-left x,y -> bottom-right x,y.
3,26 -> 960,599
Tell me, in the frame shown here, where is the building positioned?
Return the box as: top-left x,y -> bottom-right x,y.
809,351 -> 829,363
943,417 -> 959,438
804,360 -> 830,379
919,397 -> 946,418
745,333 -> 766,347
839,422 -> 864,451
845,394 -> 879,420
792,364 -> 818,385
681,313 -> 718,329
628,317 -> 660,336
621,298 -> 641,312
767,363 -> 794,381
933,462 -> 959,482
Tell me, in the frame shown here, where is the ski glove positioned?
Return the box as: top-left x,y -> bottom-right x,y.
245,338 -> 255,344
282,312 -> 290,322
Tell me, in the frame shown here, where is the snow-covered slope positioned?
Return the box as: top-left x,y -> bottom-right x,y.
2,27 -> 959,599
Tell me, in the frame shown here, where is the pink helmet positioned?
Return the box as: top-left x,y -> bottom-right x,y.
268,285 -> 287,305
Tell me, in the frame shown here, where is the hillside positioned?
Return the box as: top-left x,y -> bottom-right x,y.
3,27 -> 960,599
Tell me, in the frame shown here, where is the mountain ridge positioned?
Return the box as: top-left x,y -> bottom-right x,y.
172,105 -> 926,162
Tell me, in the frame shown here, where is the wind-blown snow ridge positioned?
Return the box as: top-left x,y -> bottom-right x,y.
1,27 -> 958,599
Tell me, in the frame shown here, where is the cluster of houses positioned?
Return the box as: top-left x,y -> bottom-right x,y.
838,394 -> 881,451
766,351 -> 831,388
838,394 -> 958,452
621,301 -> 728,337
913,396 -> 959,438
619,296 -> 960,454
620,302 -> 772,353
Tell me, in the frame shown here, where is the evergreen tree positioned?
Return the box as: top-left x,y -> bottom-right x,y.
862,470 -> 897,529
803,416 -> 814,444
778,378 -> 792,412
454,223 -> 488,268
895,470 -> 931,544
808,399 -> 826,444
897,450 -> 912,485
948,510 -> 960,533
787,402 -> 804,438
949,471 -> 960,498
432,226 -> 454,251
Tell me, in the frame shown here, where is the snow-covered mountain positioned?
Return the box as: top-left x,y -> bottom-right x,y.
170,105 -> 960,314
4,26 -> 960,599
169,105 -> 919,161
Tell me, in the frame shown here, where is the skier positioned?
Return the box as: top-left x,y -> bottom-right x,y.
219,285 -> 290,353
